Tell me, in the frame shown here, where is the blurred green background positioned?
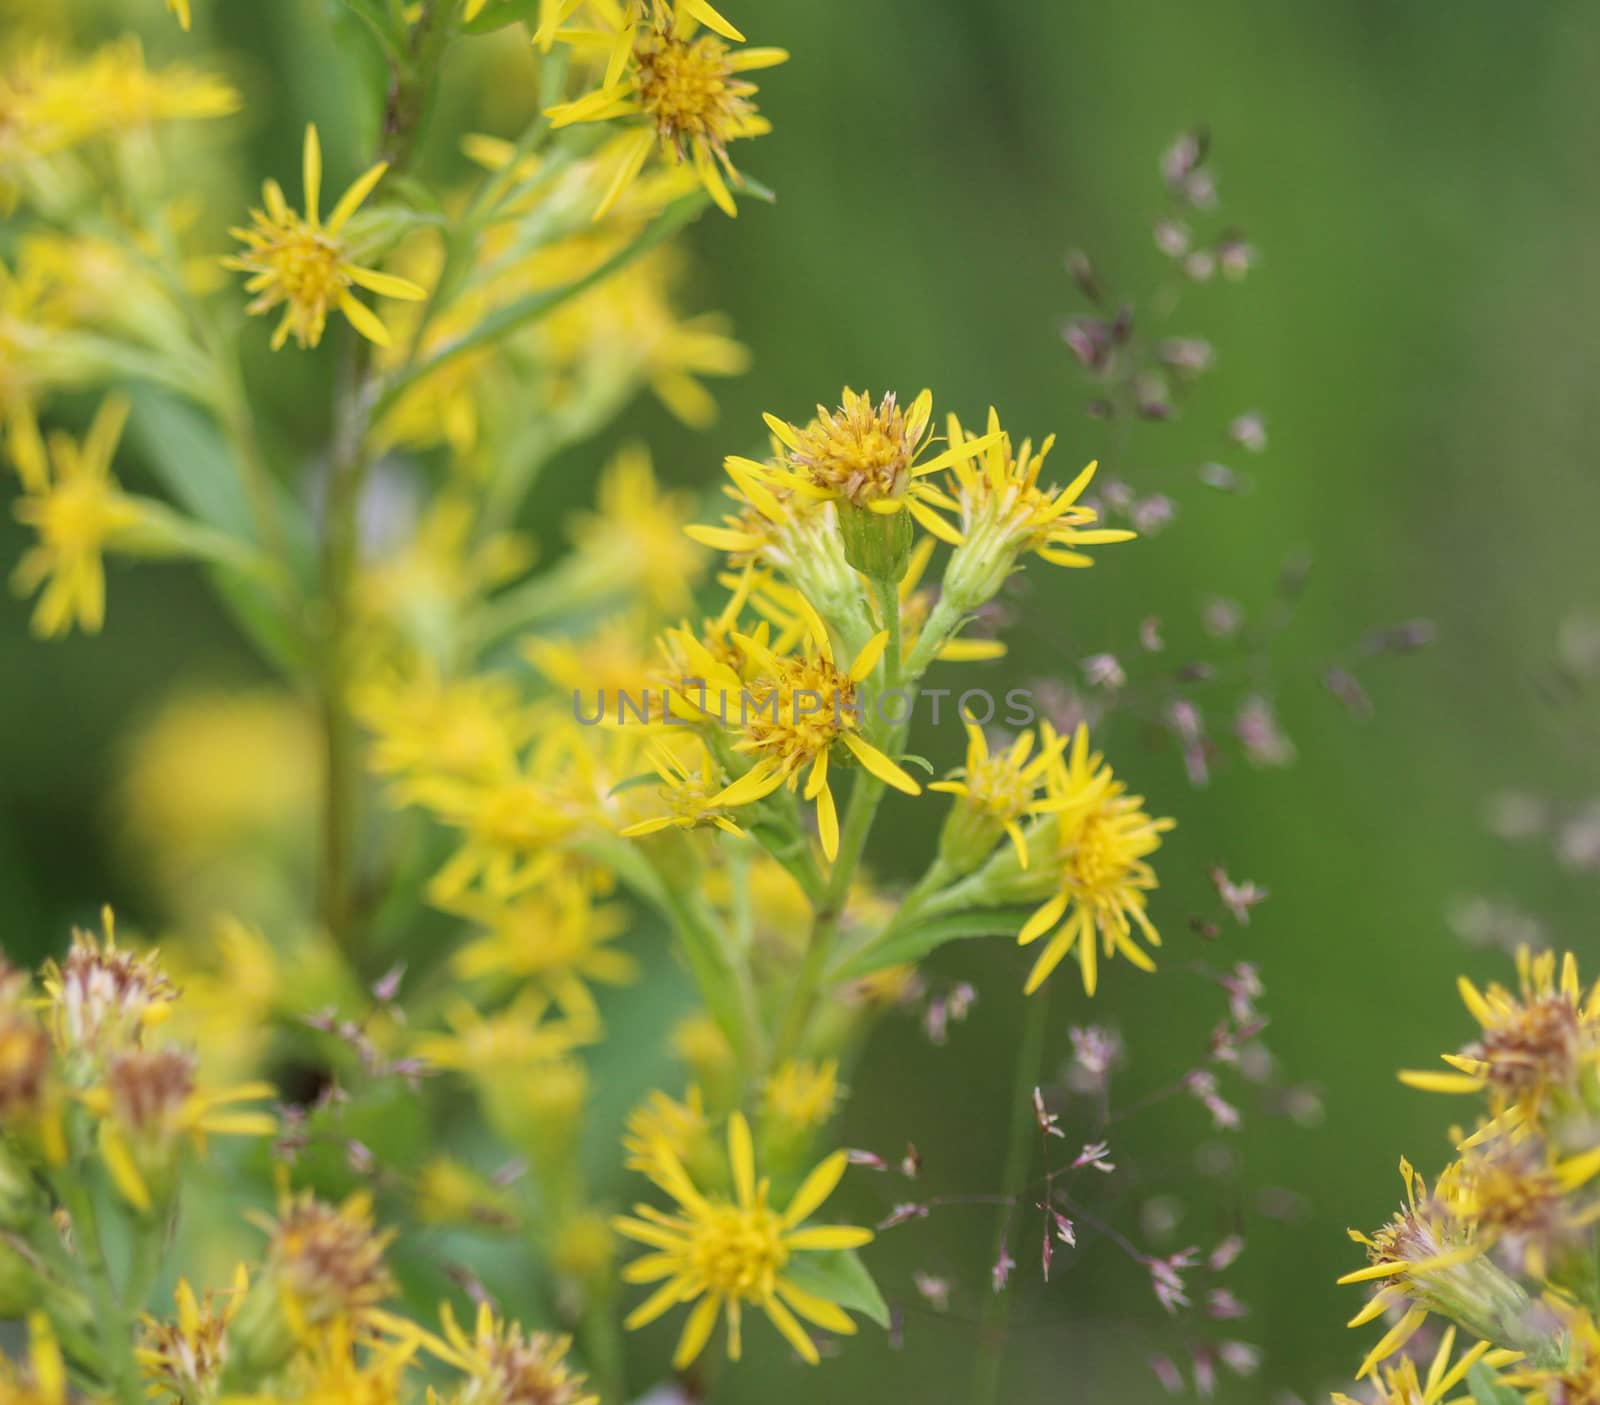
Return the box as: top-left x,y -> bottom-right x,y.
5,0 -> 1600,1400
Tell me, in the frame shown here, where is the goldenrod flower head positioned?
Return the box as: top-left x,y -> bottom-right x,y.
70,37 -> 238,129
414,992 -> 596,1081
625,1085 -> 712,1175
674,605 -> 920,861
357,671 -> 534,798
0,966 -> 65,1166
671,1013 -> 736,1102
931,718 -> 1069,871
83,1049 -> 275,1213
280,1318 -> 416,1405
1447,1136 -> 1600,1279
619,739 -> 746,840
762,1058 -> 842,1132
250,1181 -> 397,1334
565,444 -> 708,613
431,1302 -> 598,1405
1339,1159 -> 1541,1379
1399,948 -> 1600,1133
938,409 -> 1135,609
41,907 -> 175,1057
10,396 -> 144,637
546,0 -> 787,218
615,1112 -> 873,1366
450,880 -> 637,1020
136,1267 -> 250,1399
224,125 -> 425,350
760,388 -> 996,528
119,690 -> 319,911
1014,725 -> 1174,996
0,1315 -> 67,1405
1330,1325 -> 1521,1405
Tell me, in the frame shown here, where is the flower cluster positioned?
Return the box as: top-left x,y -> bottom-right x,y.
1337,948 -> 1600,1403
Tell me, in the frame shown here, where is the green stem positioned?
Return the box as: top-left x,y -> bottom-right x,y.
59,1182 -> 142,1405
972,986 -> 1051,1405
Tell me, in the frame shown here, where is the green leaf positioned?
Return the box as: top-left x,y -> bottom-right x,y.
1466,1363 -> 1527,1405
828,907 -> 1037,984
782,1249 -> 890,1330
128,390 -> 311,675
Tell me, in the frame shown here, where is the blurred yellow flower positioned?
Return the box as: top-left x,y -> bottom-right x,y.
762,1058 -> 841,1131
0,1314 -> 67,1405
10,396 -> 143,637
167,0 -> 193,29
84,1048 -> 275,1212
616,1112 -> 873,1366
224,125 -> 425,350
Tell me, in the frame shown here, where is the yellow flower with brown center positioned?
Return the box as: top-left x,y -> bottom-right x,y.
1399,948 -> 1600,1137
615,1111 -> 873,1367
546,0 -> 787,218
82,1048 -> 276,1213
1014,724 -> 1174,995
428,1301 -> 599,1405
10,396 -> 145,637
224,124 -> 425,350
137,1268 -> 249,1399
40,907 -> 175,1057
1447,1136 -> 1600,1279
248,1181 -> 398,1337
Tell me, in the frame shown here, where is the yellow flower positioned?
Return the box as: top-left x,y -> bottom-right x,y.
224,124 -> 425,350
564,444 -> 708,613
618,739 -> 746,840
546,0 -> 787,218
1446,1135 -> 1600,1279
1331,1325 -> 1521,1405
137,1268 -> 249,1400
414,992 -> 596,1079
11,396 -> 145,637
624,1085 -> 711,1174
40,907 -> 175,1057
357,670 -> 534,798
762,1058 -> 842,1132
82,1050 -> 275,1213
1014,724 -> 1174,995
615,1112 -> 874,1366
1337,1159 -> 1545,1380
427,1301 -> 598,1405
930,718 -> 1069,870
0,963 -> 66,1166
63,37 -> 238,132
252,1317 -> 416,1405
756,387 -> 998,532
247,1180 -> 397,1337
1398,948 -> 1600,1138
449,878 -> 637,1020
0,1314 -> 67,1405
414,1157 -> 517,1230
937,409 -> 1135,610
167,0 -> 193,29
669,604 -> 920,862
